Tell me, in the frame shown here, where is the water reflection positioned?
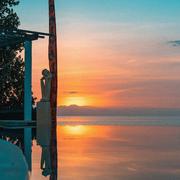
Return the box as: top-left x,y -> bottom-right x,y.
58,125 -> 180,180
0,128 -> 25,148
0,122 -> 57,180
37,122 -> 52,177
24,128 -> 32,171
1,120 -> 180,180
41,146 -> 51,176
63,125 -> 89,136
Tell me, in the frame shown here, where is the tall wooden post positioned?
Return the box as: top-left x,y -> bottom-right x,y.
48,0 -> 58,179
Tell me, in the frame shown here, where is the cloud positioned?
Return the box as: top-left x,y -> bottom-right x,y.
168,40 -> 180,47
65,91 -> 79,94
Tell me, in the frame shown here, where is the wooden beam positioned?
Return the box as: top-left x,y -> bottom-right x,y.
49,0 -> 58,178
24,41 -> 32,122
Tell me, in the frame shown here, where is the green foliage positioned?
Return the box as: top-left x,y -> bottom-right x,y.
0,0 -> 20,29
0,0 -> 35,110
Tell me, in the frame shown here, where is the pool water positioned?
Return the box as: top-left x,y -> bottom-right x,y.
1,116 -> 180,180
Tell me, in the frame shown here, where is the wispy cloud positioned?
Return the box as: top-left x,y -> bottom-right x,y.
168,40 -> 180,47
65,91 -> 79,94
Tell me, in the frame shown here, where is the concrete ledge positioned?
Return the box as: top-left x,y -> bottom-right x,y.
0,120 -> 36,129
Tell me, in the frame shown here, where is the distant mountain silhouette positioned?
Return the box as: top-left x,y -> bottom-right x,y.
58,105 -> 180,116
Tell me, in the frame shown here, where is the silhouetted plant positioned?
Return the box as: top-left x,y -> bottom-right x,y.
0,0 -> 36,110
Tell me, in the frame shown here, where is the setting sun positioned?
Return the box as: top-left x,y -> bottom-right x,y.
63,97 -> 89,106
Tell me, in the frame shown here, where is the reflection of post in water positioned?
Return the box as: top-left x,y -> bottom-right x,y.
36,116 -> 52,176
37,69 -> 57,178
24,128 -> 32,171
41,146 -> 51,173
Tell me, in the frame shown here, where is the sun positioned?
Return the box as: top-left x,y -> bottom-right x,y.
63,96 -> 88,106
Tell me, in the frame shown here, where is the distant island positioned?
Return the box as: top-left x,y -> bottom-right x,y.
58,105 -> 180,116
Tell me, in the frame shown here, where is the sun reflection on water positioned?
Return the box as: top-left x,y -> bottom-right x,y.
63,125 -> 89,136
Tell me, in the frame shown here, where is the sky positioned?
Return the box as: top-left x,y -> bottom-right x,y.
16,0 -> 180,108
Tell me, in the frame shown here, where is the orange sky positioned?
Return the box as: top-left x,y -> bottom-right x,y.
19,0 -> 180,108
31,30 -> 180,108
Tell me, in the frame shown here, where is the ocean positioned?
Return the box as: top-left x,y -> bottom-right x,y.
0,116 -> 180,179
58,115 -> 180,126
29,116 -> 180,180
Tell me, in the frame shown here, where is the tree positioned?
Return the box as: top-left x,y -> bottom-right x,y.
0,0 -> 35,110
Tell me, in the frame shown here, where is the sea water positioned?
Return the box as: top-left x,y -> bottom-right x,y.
1,116 -> 180,180
30,116 -> 180,180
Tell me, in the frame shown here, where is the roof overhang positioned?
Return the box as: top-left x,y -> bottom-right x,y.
0,28 -> 50,48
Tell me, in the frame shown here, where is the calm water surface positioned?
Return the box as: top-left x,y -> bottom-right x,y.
30,116 -> 180,180
1,116 -> 180,180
